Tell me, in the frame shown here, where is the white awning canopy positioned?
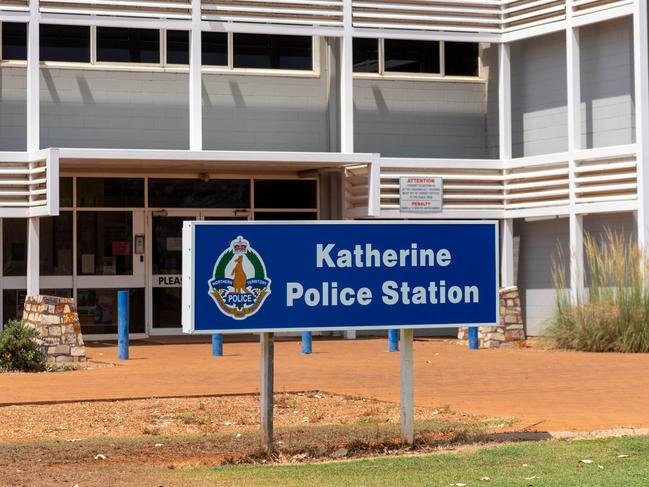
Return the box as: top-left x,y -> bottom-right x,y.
0,148 -> 380,218
58,148 -> 376,175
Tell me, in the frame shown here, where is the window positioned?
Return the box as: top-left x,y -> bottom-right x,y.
254,180 -> 317,209
97,27 -> 159,63
60,177 -> 73,208
152,288 -> 182,328
148,179 -> 250,208
354,38 -> 479,78
1,22 -> 27,60
77,178 -> 144,208
77,288 -> 145,334
444,42 -> 479,77
166,30 -> 189,65
165,31 -> 230,67
3,289 -> 72,325
3,219 -> 27,276
77,212 -> 133,275
40,24 -> 90,62
203,32 -> 228,66
385,39 -> 439,74
2,25 -> 317,73
353,38 -> 379,73
234,34 -> 312,70
41,212 -> 73,276
2,214 -> 73,276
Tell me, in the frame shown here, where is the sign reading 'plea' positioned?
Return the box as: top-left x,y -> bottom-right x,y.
182,221 -> 498,334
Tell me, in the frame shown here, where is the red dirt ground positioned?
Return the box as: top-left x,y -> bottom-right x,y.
1,338 -> 648,432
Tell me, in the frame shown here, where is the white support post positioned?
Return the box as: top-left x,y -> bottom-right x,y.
566,27 -> 581,155
498,42 -> 513,289
189,0 -> 202,151
500,218 -> 514,288
26,1 -> 41,296
633,0 -> 649,252
260,332 -> 274,454
400,328 -> 414,445
341,0 -> 354,340
498,42 -> 512,161
27,217 -> 40,295
339,0 -> 353,153
26,0 -> 39,152
566,18 -> 583,301
26,0 -> 41,295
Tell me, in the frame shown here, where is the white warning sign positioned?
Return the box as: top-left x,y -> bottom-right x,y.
399,177 -> 443,213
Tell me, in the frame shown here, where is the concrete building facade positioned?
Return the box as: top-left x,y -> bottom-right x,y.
0,0 -> 646,339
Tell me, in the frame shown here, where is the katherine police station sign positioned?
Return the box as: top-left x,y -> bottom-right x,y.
182,221 -> 498,334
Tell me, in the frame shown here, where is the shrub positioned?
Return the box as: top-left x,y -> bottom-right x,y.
548,229 -> 649,353
0,320 -> 47,372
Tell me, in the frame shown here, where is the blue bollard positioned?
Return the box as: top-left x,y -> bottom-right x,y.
301,331 -> 312,354
117,290 -> 129,360
212,333 -> 223,356
388,329 -> 399,352
468,326 -> 479,350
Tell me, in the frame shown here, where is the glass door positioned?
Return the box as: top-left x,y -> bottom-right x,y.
148,210 -> 249,335
149,211 -> 198,333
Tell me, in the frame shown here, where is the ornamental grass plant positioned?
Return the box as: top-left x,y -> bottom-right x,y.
548,228 -> 649,353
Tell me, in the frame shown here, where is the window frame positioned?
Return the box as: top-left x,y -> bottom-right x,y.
39,23 -> 92,64
95,25 -> 162,66
164,31 -> 320,77
0,23 -> 320,77
353,38 -> 483,82
0,21 -> 27,61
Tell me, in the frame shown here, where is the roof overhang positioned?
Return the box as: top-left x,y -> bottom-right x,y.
58,148 -> 376,175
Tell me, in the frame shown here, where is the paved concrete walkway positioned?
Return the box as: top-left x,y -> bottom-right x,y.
1,338 -> 648,432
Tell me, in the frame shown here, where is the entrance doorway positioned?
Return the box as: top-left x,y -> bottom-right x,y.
147,210 -> 249,335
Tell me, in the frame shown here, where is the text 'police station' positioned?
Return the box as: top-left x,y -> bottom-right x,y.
286,243 -> 480,307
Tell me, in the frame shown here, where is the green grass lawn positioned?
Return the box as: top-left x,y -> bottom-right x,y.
177,435 -> 649,486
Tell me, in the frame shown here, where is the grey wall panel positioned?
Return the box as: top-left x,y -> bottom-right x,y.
515,217 -> 569,336
511,32 -> 568,157
354,78 -> 488,158
40,69 -> 190,149
583,211 -> 635,242
202,73 -> 330,151
580,17 -> 635,149
0,67 -> 27,151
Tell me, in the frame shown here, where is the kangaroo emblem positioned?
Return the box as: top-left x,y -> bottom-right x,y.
231,255 -> 251,294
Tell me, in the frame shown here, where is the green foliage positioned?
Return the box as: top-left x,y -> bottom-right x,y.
548,228 -> 649,353
0,320 -> 47,372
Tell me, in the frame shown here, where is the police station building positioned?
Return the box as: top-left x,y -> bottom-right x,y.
0,0 -> 646,339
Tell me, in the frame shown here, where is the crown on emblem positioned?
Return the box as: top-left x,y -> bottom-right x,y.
232,236 -> 249,254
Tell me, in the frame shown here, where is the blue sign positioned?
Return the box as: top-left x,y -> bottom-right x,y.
182,221 -> 498,334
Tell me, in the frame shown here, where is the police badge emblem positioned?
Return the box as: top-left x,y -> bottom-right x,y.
208,236 -> 271,320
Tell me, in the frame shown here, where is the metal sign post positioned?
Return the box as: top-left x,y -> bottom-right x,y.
400,329 -> 414,444
182,220 -> 499,451
260,332 -> 274,453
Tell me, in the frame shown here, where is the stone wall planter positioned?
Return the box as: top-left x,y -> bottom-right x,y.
457,286 -> 525,349
21,295 -> 86,363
